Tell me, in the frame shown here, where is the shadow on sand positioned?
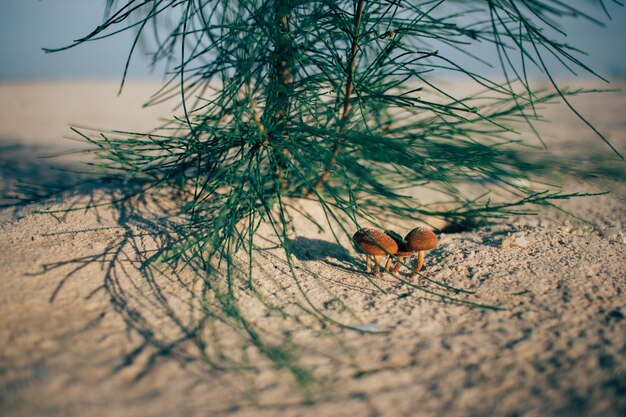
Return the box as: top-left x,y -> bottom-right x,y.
0,141 -> 90,208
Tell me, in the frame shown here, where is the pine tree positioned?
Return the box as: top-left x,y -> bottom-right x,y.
44,0 -> 621,389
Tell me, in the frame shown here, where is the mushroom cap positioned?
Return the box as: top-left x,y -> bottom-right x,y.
384,230 -> 412,256
405,227 -> 438,252
353,228 -> 398,256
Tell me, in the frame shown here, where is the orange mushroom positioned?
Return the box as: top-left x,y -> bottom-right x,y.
353,228 -> 398,276
405,227 -> 438,277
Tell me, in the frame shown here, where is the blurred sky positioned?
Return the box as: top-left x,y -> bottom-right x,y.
0,0 -> 625,81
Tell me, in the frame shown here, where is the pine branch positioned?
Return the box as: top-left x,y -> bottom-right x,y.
310,0 -> 367,192
266,0 -> 295,189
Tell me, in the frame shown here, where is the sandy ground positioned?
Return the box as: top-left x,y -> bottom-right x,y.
0,81 -> 625,417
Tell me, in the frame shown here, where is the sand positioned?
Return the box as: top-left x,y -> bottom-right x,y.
0,81 -> 625,417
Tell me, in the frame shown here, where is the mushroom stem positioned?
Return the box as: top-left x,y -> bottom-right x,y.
392,256 -> 405,274
384,256 -> 393,272
411,251 -> 426,277
374,256 -> 381,276
366,256 -> 371,273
